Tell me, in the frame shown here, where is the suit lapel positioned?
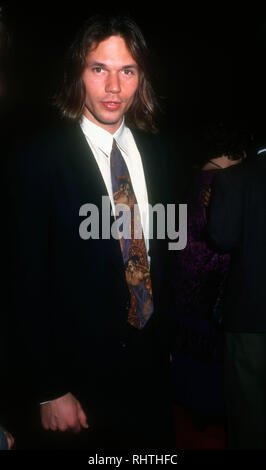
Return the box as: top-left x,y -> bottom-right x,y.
131,129 -> 167,273
65,123 -> 109,203
131,129 -> 156,207
60,123 -> 125,271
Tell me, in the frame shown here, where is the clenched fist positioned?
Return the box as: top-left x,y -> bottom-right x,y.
40,392 -> 89,433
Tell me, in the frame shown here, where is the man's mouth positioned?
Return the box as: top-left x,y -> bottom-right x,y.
101,101 -> 122,110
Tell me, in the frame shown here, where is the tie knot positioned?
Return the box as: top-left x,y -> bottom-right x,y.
111,138 -> 118,156
110,139 -> 124,166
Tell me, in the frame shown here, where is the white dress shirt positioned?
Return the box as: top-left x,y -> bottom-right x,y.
80,115 -> 150,251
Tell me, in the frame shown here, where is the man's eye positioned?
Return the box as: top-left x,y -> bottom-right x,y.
93,67 -> 103,73
123,69 -> 134,75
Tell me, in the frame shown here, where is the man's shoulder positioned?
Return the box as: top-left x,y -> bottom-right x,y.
130,127 -> 181,164
130,127 -> 189,201
26,121 -> 82,155
12,122 -> 83,170
130,127 -> 166,147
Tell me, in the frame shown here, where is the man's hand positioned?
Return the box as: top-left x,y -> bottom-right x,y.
2,429 -> 15,449
40,392 -> 89,433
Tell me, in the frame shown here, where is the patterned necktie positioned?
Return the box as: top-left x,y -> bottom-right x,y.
110,139 -> 153,330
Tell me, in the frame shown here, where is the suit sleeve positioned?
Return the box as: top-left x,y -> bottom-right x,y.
207,168 -> 243,252
8,143 -> 70,403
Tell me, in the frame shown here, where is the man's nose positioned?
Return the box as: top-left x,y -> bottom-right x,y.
105,72 -> 121,94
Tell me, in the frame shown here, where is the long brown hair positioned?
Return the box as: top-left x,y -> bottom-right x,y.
55,15 -> 159,133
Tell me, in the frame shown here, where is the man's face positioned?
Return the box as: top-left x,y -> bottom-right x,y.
82,35 -> 139,134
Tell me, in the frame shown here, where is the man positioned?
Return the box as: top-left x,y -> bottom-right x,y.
208,151 -> 266,449
9,15 -> 177,449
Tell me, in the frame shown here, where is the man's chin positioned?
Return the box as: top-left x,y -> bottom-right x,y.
94,113 -> 124,132
97,112 -> 123,126
84,107 -> 125,131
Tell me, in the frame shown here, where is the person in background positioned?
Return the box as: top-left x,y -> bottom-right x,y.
170,121 -> 251,448
208,130 -> 266,449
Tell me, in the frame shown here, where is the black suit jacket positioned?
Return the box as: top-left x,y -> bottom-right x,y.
208,156 -> 266,332
8,122 -> 178,403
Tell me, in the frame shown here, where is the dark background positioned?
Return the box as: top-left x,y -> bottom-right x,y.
2,2 -> 266,157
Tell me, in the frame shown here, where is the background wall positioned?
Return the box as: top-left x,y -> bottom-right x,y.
2,2 -> 266,157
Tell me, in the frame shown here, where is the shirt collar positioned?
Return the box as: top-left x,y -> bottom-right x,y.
80,115 -> 129,157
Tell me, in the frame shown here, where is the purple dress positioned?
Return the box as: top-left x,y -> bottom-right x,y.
171,169 -> 230,418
